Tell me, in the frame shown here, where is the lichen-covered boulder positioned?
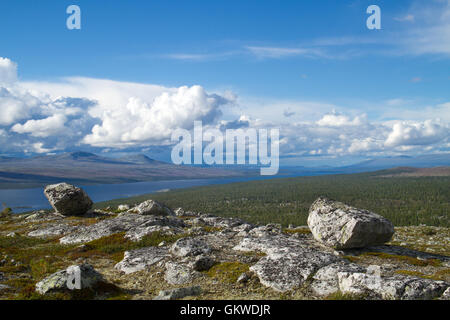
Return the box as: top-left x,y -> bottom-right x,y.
44,183 -> 93,216
307,197 -> 394,249
35,264 -> 103,295
129,200 -> 174,216
170,237 -> 211,257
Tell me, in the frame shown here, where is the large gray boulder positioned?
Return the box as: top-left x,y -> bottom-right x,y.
307,197 -> 394,249
44,183 -> 93,216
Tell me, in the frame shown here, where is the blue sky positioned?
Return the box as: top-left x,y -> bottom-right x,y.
0,0 -> 449,166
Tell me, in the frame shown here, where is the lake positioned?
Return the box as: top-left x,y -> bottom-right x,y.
0,175 -> 300,213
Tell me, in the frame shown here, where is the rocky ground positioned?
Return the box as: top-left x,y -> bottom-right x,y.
0,202 -> 449,300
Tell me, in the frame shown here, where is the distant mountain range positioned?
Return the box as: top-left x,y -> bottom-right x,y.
282,154 -> 450,175
0,152 -> 448,189
0,152 -> 250,189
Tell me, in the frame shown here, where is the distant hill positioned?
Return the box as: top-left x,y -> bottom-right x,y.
0,152 -> 250,189
343,154 -> 450,172
372,166 -> 450,177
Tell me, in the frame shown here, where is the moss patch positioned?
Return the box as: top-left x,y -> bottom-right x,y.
361,252 -> 442,267
206,262 -> 250,284
283,228 -> 311,235
324,291 -> 368,300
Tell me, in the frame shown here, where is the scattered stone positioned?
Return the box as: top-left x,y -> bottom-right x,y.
164,262 -> 196,285
44,183 -> 93,216
0,284 -> 11,291
35,263 -> 102,295
441,287 -> 450,300
129,200 -> 174,216
117,204 -> 130,211
115,246 -> 169,274
337,271 -> 448,300
153,286 -> 201,300
307,197 -> 394,249
174,207 -> 185,216
311,262 -> 365,296
190,255 -> 215,271
236,272 -> 251,284
170,237 -> 212,257
6,232 -> 16,237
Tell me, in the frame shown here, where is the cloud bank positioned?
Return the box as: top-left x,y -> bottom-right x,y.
0,57 -> 448,160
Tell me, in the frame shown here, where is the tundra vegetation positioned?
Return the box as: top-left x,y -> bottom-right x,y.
0,172 -> 448,300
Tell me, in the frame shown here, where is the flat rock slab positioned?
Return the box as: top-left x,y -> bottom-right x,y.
338,271 -> 449,300
28,222 -> 79,238
115,246 -> 169,274
234,234 -> 340,292
311,262 -> 365,296
307,197 -> 394,249
59,214 -> 182,244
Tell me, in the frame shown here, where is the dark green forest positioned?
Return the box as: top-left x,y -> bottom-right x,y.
96,171 -> 449,228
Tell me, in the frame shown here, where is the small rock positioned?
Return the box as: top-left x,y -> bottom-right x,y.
441,287 -> 450,300
129,200 -> 174,216
153,286 -> 201,300
174,207 -> 185,216
117,204 -> 130,211
164,262 -> 195,285
0,284 -> 11,291
190,255 -> 215,271
236,272 -> 251,284
170,237 -> 211,257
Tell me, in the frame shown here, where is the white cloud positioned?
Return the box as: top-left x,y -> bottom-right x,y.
0,56 -> 448,159
316,112 -> 366,127
384,120 -> 449,147
394,14 -> 415,22
245,46 -> 326,59
83,85 -> 226,147
0,57 -> 17,84
400,0 -> 450,56
12,114 -> 67,137
32,142 -> 56,154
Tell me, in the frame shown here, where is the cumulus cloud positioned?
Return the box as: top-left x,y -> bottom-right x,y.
0,57 -> 17,84
0,58 -> 232,153
11,114 -> 67,137
0,56 -> 448,160
83,85 -> 226,147
384,120 -> 449,148
316,112 -> 367,127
